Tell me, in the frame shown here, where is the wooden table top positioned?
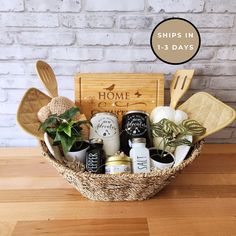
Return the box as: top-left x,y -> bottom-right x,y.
0,144 -> 236,236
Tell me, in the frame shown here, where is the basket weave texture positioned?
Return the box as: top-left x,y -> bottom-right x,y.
40,141 -> 203,201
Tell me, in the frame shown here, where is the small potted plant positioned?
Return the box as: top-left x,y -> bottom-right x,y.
151,118 -> 206,170
39,107 -> 90,163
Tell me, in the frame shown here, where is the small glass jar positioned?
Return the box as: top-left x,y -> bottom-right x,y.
85,138 -> 105,174
105,152 -> 132,174
130,137 -> 151,173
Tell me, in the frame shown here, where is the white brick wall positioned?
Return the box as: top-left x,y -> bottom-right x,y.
0,0 -> 24,11
85,0 -> 145,12
77,32 -> 131,46
1,13 -> 59,27
17,32 -> 76,46
0,0 -> 235,146
25,0 -> 81,12
148,0 -> 205,13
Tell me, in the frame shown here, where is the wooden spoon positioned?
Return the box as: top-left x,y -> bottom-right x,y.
170,70 -> 194,109
36,60 -> 58,98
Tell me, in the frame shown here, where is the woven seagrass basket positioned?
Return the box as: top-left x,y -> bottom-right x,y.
17,85 -> 205,201
40,140 -> 203,201
17,87 -> 204,201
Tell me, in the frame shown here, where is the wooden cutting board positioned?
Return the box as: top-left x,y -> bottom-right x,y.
75,73 -> 164,121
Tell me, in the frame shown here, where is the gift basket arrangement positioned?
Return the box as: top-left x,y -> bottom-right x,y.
17,61 -> 236,201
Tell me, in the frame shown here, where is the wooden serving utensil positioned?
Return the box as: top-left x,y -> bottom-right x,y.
170,69 -> 194,109
36,60 -> 58,98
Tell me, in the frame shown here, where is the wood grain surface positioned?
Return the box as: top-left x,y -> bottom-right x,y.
74,73 -> 164,121
0,144 -> 236,236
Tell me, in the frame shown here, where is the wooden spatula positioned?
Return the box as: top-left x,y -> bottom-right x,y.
36,60 -> 58,98
170,70 -> 194,109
